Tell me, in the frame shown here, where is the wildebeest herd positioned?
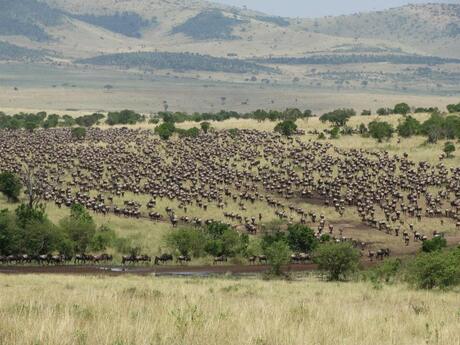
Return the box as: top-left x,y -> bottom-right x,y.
0,126 -> 458,265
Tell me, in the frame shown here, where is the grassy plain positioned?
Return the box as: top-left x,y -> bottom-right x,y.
0,274 -> 459,345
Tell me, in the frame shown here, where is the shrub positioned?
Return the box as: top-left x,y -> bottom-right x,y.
368,121 -> 394,142
361,110 -> 371,116
405,249 -> 460,289
165,228 -> 206,257
106,110 -> 144,125
75,113 -> 104,127
313,242 -> 360,281
397,116 -> 420,138
154,122 -> 176,140
320,108 -> 355,127
274,120 -> 297,136
0,172 -> 21,202
447,103 -> 460,113
393,103 -> 411,115
330,126 -> 340,139
286,224 -> 318,253
264,240 -> 291,275
200,122 -> 211,133
422,236 -> 447,253
71,127 -> 87,140
368,258 -> 402,284
443,142 -> 455,158
376,107 -> 393,116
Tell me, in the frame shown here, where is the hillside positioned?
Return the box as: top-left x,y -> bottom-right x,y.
297,3 -> 460,58
0,0 -> 458,105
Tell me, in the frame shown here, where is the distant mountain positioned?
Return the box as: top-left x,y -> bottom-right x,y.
0,0 -> 459,87
298,3 -> 460,58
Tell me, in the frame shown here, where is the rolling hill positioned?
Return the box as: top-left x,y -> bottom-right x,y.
0,0 -> 459,107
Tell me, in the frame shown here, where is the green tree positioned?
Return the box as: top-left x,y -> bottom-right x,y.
447,103 -> 460,114
368,121 -> 394,142
444,142 -> 456,158
405,249 -> 460,289
397,116 -> 420,138
60,204 -> 96,253
154,122 -> 176,140
264,240 -> 291,276
200,122 -> 211,133
165,228 -> 206,257
0,172 -> 21,202
286,224 -> 318,253
422,236 -> 447,253
274,120 -> 297,136
313,242 -> 360,281
71,127 -> 87,140
320,109 -> 355,127
393,103 -> 411,115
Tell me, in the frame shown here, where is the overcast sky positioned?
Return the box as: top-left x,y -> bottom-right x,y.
211,0 -> 459,17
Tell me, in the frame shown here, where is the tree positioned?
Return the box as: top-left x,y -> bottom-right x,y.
154,122 -> 176,140
320,109 -> 355,127
313,242 -> 360,281
0,172 -> 21,202
200,122 -> 211,133
330,126 -> 340,139
286,224 -> 318,253
274,120 -> 297,136
22,166 -> 43,209
71,127 -> 87,140
444,142 -> 456,158
368,121 -> 394,142
447,103 -> 460,114
60,204 -> 96,253
422,237 -> 447,253
264,240 -> 291,276
405,249 -> 460,289
377,108 -> 393,116
397,116 -> 420,138
393,103 -> 411,115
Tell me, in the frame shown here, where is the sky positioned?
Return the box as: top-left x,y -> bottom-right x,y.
211,0 -> 459,17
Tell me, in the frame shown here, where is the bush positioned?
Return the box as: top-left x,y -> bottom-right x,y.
59,204 -> 96,253
264,240 -> 291,275
165,228 -> 206,257
361,110 -> 371,116
443,142 -> 455,158
313,242 -> 360,281
320,108 -> 355,127
422,236 -> 447,253
71,127 -> 87,140
447,103 -> 460,113
274,120 -> 297,136
376,108 -> 393,116
75,113 -> 104,127
397,116 -> 420,138
330,126 -> 340,139
368,258 -> 402,284
405,249 -> 460,289
286,224 -> 318,253
154,122 -> 176,140
393,103 -> 411,115
0,172 -> 21,202
200,122 -> 211,133
106,110 -> 144,125
368,121 -> 394,142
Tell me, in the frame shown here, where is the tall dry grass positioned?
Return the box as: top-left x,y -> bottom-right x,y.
0,274 -> 459,345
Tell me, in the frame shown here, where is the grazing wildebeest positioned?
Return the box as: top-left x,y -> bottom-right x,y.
154,254 -> 173,265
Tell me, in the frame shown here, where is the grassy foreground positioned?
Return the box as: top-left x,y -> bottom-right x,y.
0,274 -> 459,345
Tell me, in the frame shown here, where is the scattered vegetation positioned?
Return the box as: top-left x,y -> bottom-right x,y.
172,10 -> 244,40
77,51 -> 275,74
73,12 -> 154,38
